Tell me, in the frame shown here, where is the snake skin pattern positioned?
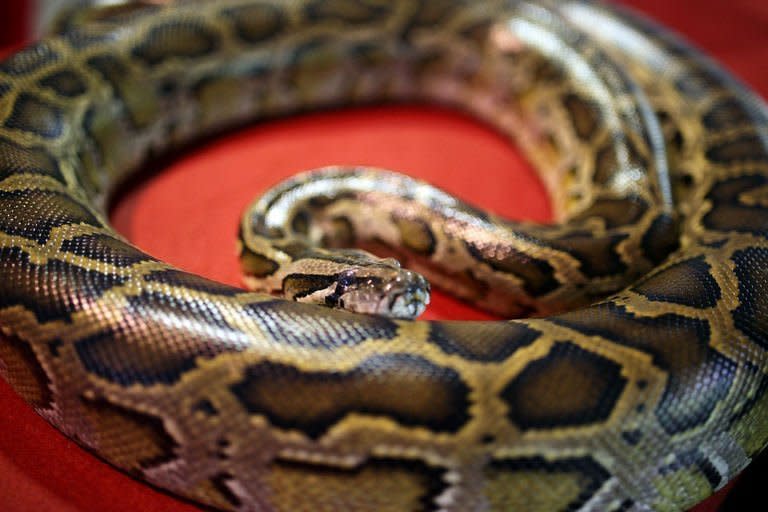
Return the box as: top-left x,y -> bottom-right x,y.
1,1 -> 767,511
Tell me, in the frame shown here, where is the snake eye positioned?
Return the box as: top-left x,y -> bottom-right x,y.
337,270 -> 356,290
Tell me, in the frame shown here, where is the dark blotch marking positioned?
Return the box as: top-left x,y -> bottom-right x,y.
703,96 -> 760,131
573,197 -> 648,229
60,234 -> 150,267
75,290 -> 246,385
304,0 -> 392,25
282,273 -> 337,301
347,40 -> 395,68
76,292 -> 243,386
502,341 -> 626,429
0,188 -> 103,244
239,221 -> 281,278
0,247 -> 127,323
531,57 -> 567,85
706,133 -> 768,164
594,143 -> 618,185
306,194 -> 337,209
641,213 -> 679,265
290,209 -> 310,235
428,321 -> 541,362
0,331 -> 53,409
0,137 -> 65,183
38,69 -> 88,98
465,241 -> 559,297
143,269 -> 242,296
275,240 -> 312,259
402,0 -> 464,38
240,248 -> 280,277
552,302 -> 737,434
632,256 -> 720,308
243,300 -> 398,349
132,20 -> 219,66
86,54 -> 128,89
5,92 -> 64,138
221,3 -> 286,44
79,396 -> 178,475
703,175 -> 768,236
732,247 -> 768,350
671,128 -> 686,153
322,215 -> 356,247
85,55 -> 156,128
458,19 -> 494,47
563,93 -> 600,139
550,232 -> 628,278
285,37 -> 343,89
74,329 -> 198,386
394,216 -> 436,255
674,71 -> 712,101
231,354 -> 471,438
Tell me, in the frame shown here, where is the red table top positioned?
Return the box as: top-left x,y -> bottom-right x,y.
1,1 -> 767,510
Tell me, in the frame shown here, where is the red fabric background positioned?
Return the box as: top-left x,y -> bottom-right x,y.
1,1 -> 767,510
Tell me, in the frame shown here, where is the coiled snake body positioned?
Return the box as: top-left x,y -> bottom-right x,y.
0,1 -> 767,510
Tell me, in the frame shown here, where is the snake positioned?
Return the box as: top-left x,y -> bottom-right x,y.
0,0 -> 766,510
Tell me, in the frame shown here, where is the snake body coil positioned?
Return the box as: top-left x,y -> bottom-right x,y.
0,1 -> 767,511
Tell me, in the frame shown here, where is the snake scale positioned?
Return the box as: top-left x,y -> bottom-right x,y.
0,0 -> 767,510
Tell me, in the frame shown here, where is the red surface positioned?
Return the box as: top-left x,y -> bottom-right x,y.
0,1 -> 767,510
0,2 -> 29,48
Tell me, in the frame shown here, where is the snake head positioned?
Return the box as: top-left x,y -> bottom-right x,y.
332,264 -> 431,319
282,255 -> 430,319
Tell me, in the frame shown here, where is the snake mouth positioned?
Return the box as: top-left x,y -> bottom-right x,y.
387,286 -> 431,319
383,273 -> 431,319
